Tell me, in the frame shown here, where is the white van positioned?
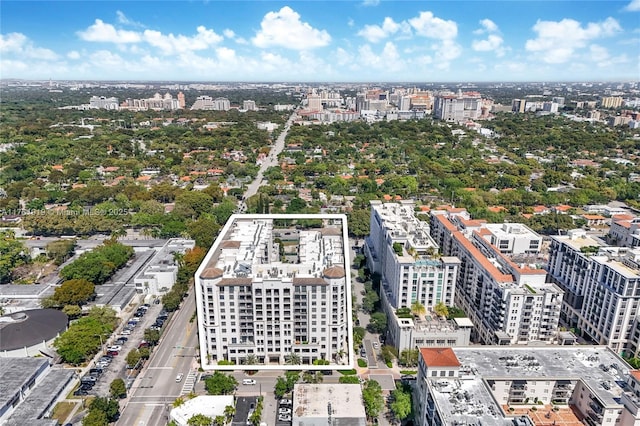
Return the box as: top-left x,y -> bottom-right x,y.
242,379 -> 256,385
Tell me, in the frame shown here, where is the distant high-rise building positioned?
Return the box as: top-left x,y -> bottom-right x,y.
306,94 -> 322,111
177,92 -> 185,109
433,91 -> 482,122
89,96 -> 119,110
191,96 -> 230,111
243,100 -> 257,111
600,96 -> 624,109
511,98 -> 526,113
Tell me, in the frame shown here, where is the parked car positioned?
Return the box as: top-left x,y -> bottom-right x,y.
74,389 -> 89,396
278,408 -> 292,415
81,375 -> 97,383
373,341 -> 379,349
278,414 -> 292,422
107,350 -> 119,356
89,368 -> 103,376
120,330 -> 131,335
108,345 -> 122,351
242,379 -> 257,385
279,398 -> 292,406
138,341 -> 150,348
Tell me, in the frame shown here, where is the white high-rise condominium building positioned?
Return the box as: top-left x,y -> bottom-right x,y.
433,91 -> 482,123
242,100 -> 257,111
89,96 -> 119,110
548,229 -> 640,356
366,200 -> 460,310
365,201 -> 471,352
431,211 -> 563,345
195,214 -> 353,370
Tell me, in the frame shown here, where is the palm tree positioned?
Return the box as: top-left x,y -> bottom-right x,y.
110,227 -> 127,241
243,354 -> 258,365
433,301 -> 449,318
213,415 -> 225,426
286,353 -> 301,365
411,301 -> 426,317
224,404 -> 235,423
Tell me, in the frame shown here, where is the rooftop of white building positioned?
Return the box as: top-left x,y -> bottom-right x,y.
370,200 -> 438,251
198,214 -> 348,282
552,228 -> 604,250
425,346 -> 630,425
293,383 -> 366,425
169,395 -> 234,426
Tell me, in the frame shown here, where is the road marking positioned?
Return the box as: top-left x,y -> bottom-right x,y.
147,367 -> 173,370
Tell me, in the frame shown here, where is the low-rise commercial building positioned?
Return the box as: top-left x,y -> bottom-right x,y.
293,383 -> 366,426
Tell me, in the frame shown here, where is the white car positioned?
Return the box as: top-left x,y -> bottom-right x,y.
373,341 -> 379,349
242,379 -> 257,385
107,345 -> 122,351
280,398 -> 292,406
120,330 -> 131,335
278,408 -> 292,415
175,373 -> 184,383
278,414 -> 292,422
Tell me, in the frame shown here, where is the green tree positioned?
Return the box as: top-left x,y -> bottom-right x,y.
187,216 -> 221,249
187,414 -> 213,426
361,290 -> 379,314
110,378 -> 127,399
213,415 -> 226,426
126,349 -> 142,367
204,371 -> 237,395
347,208 -> 371,237
399,349 -> 419,367
143,328 -> 161,346
0,231 -> 29,283
362,379 -> 384,419
89,397 -> 119,423
339,375 -> 361,384
286,353 -> 301,365
390,388 -> 412,420
51,279 -> 95,306
224,405 -> 236,423
368,312 -> 388,334
45,239 -> 76,265
82,408 -> 108,426
62,304 -> 83,319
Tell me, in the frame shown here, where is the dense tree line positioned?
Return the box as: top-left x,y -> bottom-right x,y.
60,240 -> 134,284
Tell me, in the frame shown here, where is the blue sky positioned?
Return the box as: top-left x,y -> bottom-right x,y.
1,1 -> 639,82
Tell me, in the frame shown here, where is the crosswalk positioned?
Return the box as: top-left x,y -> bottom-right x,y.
180,371 -> 198,395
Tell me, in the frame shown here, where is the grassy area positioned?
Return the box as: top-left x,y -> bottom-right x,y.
51,401 -> 76,424
338,369 -> 357,375
399,370 -> 417,375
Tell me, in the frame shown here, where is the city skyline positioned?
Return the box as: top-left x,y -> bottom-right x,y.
1,1 -> 639,82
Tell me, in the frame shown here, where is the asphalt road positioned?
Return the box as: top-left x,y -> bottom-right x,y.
242,111 -> 296,203
117,290 -> 198,426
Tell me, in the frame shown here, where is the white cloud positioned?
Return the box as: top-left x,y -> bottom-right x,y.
335,47 -> 353,66
67,50 -> 81,59
435,39 -> 462,62
408,11 -> 457,40
358,17 -> 409,43
624,0 -> 640,11
116,11 -> 144,28
525,17 -> 622,63
223,29 -> 235,38
348,18 -> 355,28
589,44 -> 609,62
0,32 -> 59,60
143,26 -> 223,55
252,6 -> 331,50
77,19 -> 142,43
362,0 -> 380,6
475,18 -> 498,34
356,42 -> 405,71
472,19 -> 505,56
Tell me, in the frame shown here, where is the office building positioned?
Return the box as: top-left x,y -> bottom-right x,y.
548,229 -> 640,356
191,96 -> 230,111
365,201 -> 470,351
431,211 -> 563,345
415,345 -> 640,426
610,215 -> 640,248
195,214 -> 353,370
511,99 -> 526,113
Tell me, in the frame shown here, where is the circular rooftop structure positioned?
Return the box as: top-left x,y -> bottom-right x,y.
0,309 -> 68,352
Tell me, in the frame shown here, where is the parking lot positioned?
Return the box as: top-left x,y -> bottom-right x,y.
275,396 -> 293,426
75,300 -> 166,397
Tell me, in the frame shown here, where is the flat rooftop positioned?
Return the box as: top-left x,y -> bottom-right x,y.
0,358 -> 49,411
429,346 -> 630,425
4,368 -> 75,425
293,383 -> 366,426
